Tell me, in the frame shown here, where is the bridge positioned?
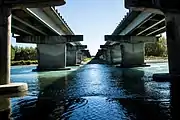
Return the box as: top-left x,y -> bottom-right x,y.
96,0 -> 180,79
97,0 -> 180,77
0,0 -> 90,94
97,10 -> 162,67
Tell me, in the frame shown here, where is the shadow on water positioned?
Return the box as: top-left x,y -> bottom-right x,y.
0,98 -> 11,120
0,60 -> 175,119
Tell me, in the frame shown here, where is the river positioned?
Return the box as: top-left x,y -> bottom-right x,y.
0,61 -> 171,120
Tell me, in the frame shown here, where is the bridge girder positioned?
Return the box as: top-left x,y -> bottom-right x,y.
2,0 -> 65,8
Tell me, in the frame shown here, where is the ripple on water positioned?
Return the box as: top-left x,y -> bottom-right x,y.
50,98 -> 88,120
8,63 -> 171,120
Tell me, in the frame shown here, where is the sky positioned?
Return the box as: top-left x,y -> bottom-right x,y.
56,0 -> 129,55
12,0 -> 128,56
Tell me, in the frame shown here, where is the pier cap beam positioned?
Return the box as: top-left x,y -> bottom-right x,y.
1,0 -> 65,8
125,0 -> 180,13
67,45 -> 87,51
100,45 -> 113,49
16,35 -> 83,44
105,35 -> 157,43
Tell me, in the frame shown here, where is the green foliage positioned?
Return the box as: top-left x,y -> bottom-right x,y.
11,60 -> 38,66
11,46 -> 15,60
145,36 -> 167,57
82,58 -> 92,62
13,46 -> 37,61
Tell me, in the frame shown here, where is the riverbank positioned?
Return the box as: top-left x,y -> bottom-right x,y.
145,56 -> 168,63
11,60 -> 38,66
11,58 -> 92,66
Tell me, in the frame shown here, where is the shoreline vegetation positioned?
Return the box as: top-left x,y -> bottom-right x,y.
145,56 -> 168,63
11,58 -> 93,66
11,56 -> 168,66
11,60 -> 38,66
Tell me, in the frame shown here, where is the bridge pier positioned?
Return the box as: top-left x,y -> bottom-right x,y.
0,6 -> 11,85
16,35 -> 84,71
105,49 -> 112,64
121,43 -> 146,67
0,6 -> 27,94
36,44 -> 70,71
66,50 -> 77,66
66,45 -> 87,66
105,35 -> 156,67
165,13 -> 180,75
110,45 -> 122,65
100,45 -> 113,64
77,50 -> 83,64
100,44 -> 122,65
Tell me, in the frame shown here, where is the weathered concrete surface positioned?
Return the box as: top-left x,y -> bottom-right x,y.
111,45 -> 122,65
105,49 -> 112,64
165,13 -> 180,75
121,43 -> 145,67
105,35 -> 157,43
37,44 -> 67,70
125,0 -> 180,13
0,83 -> 28,94
66,50 -> 77,66
16,35 -> 83,44
0,6 -> 11,85
3,0 -> 66,8
77,50 -> 82,64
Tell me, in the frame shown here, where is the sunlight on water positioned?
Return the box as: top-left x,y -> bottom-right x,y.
0,62 -> 171,120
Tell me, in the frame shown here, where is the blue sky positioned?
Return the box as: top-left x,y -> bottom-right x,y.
12,0 -> 129,55
57,0 -> 128,55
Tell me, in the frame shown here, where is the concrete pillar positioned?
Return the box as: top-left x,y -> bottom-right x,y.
0,6 -> 11,84
111,45 -> 122,65
121,43 -> 145,67
37,44 -> 67,70
102,50 -> 106,60
66,50 -> 77,66
165,13 -> 180,75
105,49 -> 112,64
77,50 -> 82,64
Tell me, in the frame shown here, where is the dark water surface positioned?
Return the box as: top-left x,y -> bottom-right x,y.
0,62 -> 171,120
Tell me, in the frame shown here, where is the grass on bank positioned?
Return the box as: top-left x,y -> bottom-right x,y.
11,60 -> 38,66
145,56 -> 168,60
82,58 -> 92,62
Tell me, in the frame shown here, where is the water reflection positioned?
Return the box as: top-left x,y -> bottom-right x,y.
8,63 -> 173,119
0,98 -> 11,120
170,76 -> 180,120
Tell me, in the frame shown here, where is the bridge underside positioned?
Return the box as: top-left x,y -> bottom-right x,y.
125,1 -> 180,118
124,0 -> 180,75
0,0 -> 83,94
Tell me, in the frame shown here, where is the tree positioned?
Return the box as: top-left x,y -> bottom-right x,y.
11,45 -> 15,60
145,36 -> 167,57
13,46 -> 37,61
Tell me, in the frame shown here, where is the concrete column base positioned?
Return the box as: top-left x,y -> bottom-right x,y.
0,83 -> 28,95
116,64 -> 150,68
32,67 -> 71,72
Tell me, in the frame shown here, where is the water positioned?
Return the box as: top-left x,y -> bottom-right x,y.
0,62 -> 171,120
